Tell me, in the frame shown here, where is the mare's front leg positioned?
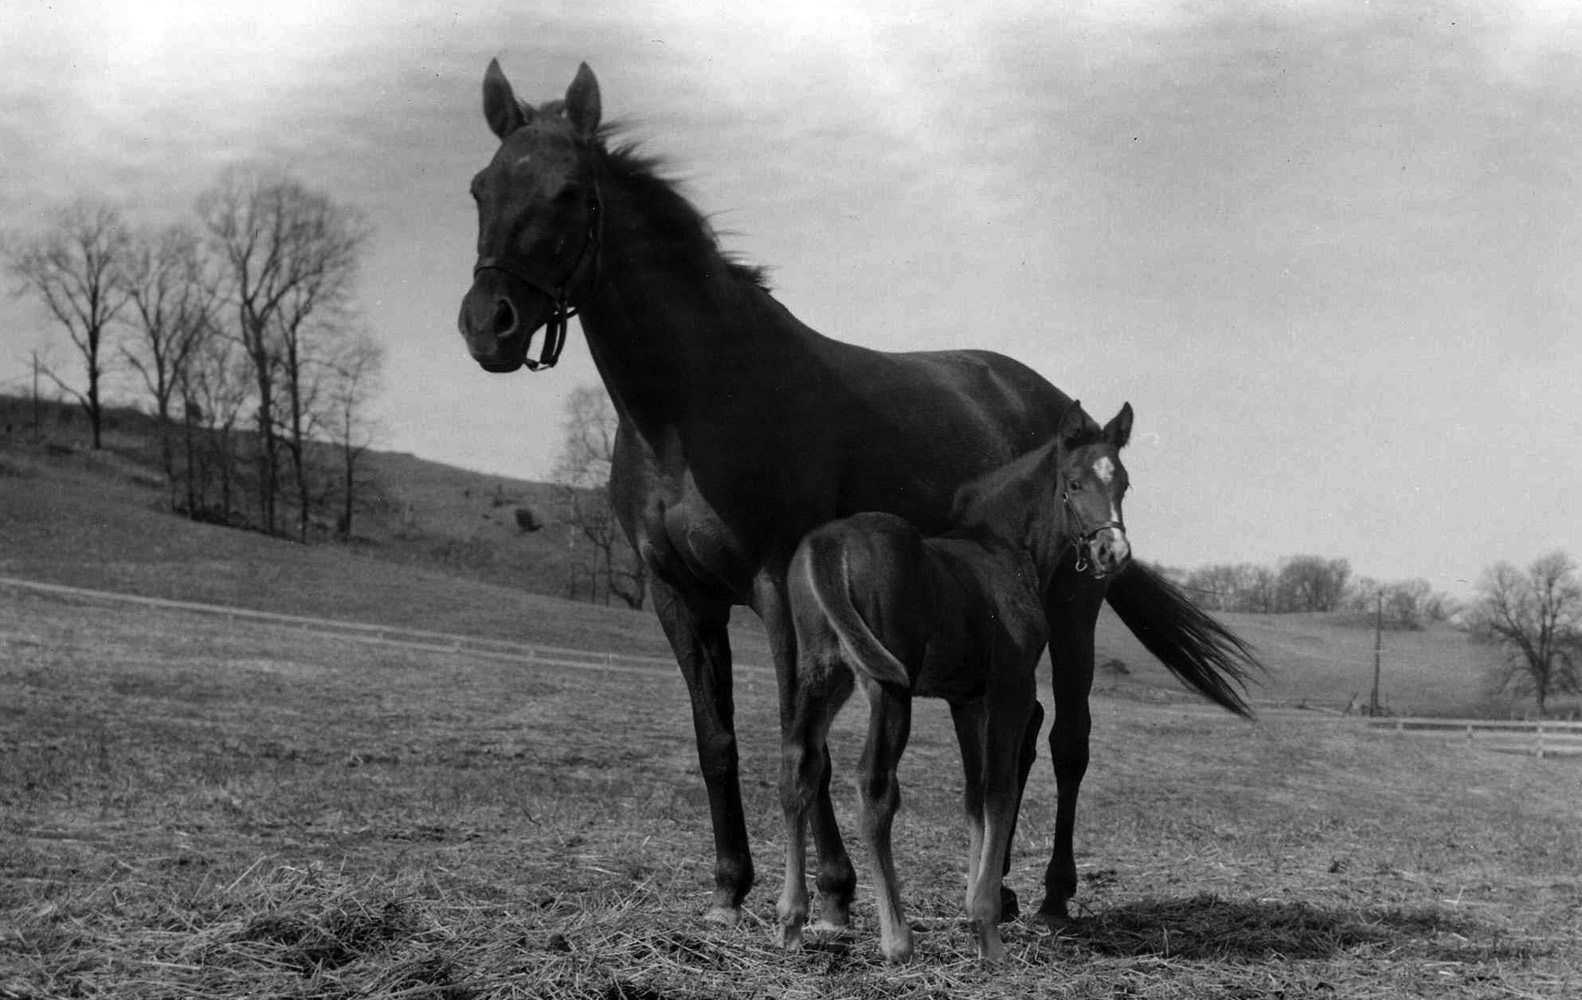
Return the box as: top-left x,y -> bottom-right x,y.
1037,583 -> 1106,924
758,576 -> 857,931
651,577 -> 753,922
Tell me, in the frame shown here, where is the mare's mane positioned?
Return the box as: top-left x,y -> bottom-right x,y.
588,120 -> 772,292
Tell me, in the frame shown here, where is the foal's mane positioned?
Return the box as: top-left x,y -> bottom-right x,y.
593,123 -> 772,292
947,417 -> 1106,545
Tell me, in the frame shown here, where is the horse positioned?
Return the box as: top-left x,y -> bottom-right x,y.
456,59 -> 1261,927
779,400 -> 1132,963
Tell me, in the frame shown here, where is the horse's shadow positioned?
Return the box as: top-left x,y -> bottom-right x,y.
1031,894 -> 1534,964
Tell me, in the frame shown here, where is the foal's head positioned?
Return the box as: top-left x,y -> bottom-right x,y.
1054,400 -> 1134,579
457,60 -> 604,373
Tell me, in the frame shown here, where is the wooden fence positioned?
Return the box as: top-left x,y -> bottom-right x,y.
1364,716 -> 1582,758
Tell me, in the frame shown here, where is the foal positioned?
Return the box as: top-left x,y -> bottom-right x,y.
777,400 -> 1134,963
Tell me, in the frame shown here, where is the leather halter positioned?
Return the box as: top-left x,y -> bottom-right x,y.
471,186 -> 602,372
1062,488 -> 1125,579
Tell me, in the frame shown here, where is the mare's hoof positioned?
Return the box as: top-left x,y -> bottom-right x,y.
1032,904 -> 1073,931
703,904 -> 744,927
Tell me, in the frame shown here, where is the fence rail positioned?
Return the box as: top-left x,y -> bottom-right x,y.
1365,716 -> 1582,758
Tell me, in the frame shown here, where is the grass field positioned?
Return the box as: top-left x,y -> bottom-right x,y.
3,582 -> 1578,999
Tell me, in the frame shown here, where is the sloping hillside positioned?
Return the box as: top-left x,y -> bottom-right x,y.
0,411 -> 1515,716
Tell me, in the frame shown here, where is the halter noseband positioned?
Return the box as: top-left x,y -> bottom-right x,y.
472,186 -> 602,372
1062,488 -> 1125,579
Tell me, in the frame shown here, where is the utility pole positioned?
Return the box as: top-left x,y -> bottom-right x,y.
32,351 -> 41,440
1369,590 -> 1383,716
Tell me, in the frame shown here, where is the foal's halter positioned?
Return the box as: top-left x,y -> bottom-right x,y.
472,184 -> 603,372
1062,487 -> 1125,579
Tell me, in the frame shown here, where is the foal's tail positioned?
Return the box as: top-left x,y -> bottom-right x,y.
800,536 -> 913,691
1104,562 -> 1264,718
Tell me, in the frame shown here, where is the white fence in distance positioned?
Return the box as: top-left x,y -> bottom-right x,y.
1365,717 -> 1582,758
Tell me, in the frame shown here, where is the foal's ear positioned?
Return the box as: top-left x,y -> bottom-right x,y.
565,62 -> 602,137
1058,398 -> 1088,443
1105,402 -> 1134,450
483,58 -> 528,139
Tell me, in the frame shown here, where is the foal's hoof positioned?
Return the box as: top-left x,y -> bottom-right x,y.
777,924 -> 805,951
998,885 -> 1020,923
813,897 -> 852,932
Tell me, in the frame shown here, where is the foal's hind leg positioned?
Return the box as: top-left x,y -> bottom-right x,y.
760,578 -> 858,931
855,679 -> 915,964
776,675 -> 849,950
1037,586 -> 1105,924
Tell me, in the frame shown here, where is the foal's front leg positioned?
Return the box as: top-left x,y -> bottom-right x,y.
967,688 -> 1038,963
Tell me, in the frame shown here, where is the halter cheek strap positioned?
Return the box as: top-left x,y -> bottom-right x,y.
472,188 -> 602,372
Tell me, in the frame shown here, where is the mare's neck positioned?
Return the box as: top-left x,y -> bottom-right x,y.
574,159 -> 783,436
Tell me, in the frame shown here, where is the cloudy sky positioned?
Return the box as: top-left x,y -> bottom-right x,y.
2,0 -> 1579,596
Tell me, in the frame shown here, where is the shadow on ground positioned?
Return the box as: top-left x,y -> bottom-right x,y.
1037,893 -> 1543,963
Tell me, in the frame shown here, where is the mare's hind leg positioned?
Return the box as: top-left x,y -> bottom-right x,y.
651,578 -> 753,923
1037,584 -> 1105,924
855,679 -> 915,964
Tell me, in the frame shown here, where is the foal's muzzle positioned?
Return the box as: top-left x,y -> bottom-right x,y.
1076,526 -> 1131,579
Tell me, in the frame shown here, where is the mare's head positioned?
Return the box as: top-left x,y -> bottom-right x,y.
1054,400 -> 1134,579
458,60 -> 604,373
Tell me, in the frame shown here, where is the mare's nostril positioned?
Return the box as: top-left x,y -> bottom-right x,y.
491,298 -> 517,338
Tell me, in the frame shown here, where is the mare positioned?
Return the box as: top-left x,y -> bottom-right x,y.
780,401 -> 1133,963
455,59 -> 1261,927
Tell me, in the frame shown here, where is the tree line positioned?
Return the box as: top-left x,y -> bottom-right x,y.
5,171 -> 384,541
1166,555 -> 1454,626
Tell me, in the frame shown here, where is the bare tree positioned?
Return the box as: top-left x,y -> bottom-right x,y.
1276,555 -> 1351,612
1470,551 -> 1581,715
198,167 -> 368,537
179,332 -> 251,522
552,384 -> 647,609
6,200 -> 131,448
322,330 -> 384,540
120,224 -> 217,503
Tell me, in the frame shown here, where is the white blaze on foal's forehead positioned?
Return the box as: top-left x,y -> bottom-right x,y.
1093,457 -> 1115,484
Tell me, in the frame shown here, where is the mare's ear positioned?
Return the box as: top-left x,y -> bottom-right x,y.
1105,402 -> 1134,450
484,58 -> 528,139
1057,399 -> 1088,444
565,62 -> 602,137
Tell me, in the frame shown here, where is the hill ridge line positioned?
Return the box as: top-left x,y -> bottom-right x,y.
0,574 -> 773,678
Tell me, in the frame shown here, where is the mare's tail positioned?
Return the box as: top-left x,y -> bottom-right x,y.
1104,562 -> 1264,718
800,535 -> 913,690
